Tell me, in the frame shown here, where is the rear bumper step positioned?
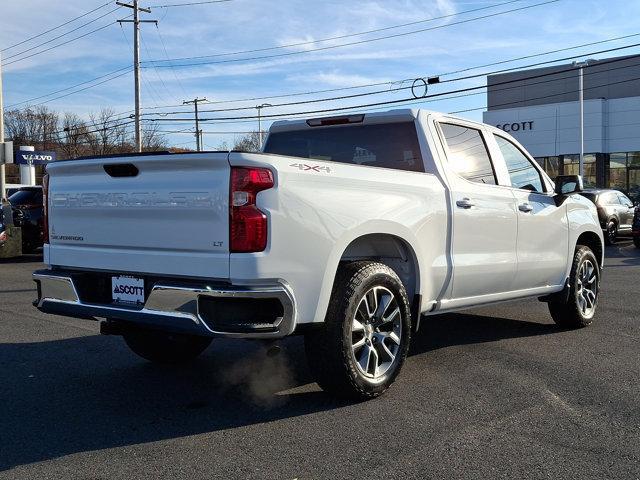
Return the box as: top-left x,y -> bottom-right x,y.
33,270 -> 296,339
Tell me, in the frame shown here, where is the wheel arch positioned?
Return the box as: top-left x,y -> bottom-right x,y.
576,230 -> 604,268
340,233 -> 421,302
312,227 -> 425,325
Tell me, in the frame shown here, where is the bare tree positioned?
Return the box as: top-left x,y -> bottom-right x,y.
4,106 -> 59,148
233,131 -> 261,152
88,108 -> 130,155
60,112 -> 90,159
142,123 -> 168,151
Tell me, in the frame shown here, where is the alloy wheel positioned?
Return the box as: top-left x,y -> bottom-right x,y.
350,286 -> 402,381
576,259 -> 598,318
607,222 -> 617,244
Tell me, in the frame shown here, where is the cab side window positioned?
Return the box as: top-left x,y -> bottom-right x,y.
603,192 -> 620,205
439,123 -> 496,185
618,193 -> 633,207
494,135 -> 544,193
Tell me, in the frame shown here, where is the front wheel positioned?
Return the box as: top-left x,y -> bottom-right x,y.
304,261 -> 412,400
548,245 -> 600,328
634,236 -> 640,249
122,328 -> 212,364
604,220 -> 617,245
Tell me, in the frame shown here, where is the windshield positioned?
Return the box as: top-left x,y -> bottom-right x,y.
264,122 -> 424,173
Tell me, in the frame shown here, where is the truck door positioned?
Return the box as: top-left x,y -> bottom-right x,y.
437,121 -> 518,299
490,133 -> 569,290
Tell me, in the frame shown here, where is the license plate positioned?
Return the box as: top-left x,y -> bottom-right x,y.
112,276 -> 145,304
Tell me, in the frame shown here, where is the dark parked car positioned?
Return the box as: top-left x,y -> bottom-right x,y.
8,186 -> 44,253
632,207 -> 640,249
580,189 -> 635,245
0,209 -> 6,249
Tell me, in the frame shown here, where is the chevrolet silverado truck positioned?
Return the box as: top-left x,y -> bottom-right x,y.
33,109 -> 604,399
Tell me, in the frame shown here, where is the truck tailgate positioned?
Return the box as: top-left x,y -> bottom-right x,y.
46,153 -> 230,279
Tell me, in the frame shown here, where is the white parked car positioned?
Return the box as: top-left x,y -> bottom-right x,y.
33,109 -> 604,399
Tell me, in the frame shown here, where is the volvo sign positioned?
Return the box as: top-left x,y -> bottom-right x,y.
14,150 -> 56,165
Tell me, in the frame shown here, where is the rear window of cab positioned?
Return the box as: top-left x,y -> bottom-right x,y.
264,122 -> 424,172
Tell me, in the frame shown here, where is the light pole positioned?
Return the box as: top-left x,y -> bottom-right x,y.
573,59 -> 596,178
256,103 -> 272,149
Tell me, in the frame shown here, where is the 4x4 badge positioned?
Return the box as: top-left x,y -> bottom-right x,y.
290,163 -> 331,173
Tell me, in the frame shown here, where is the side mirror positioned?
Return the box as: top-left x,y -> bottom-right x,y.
554,175 -> 583,196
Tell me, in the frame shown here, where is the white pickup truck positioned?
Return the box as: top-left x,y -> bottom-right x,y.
33,109 -> 604,399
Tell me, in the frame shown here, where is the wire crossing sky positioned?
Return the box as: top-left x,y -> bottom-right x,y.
2,0 -> 640,149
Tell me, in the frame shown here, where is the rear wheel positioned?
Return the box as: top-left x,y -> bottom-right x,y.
122,328 -> 212,364
548,246 -> 600,328
634,236 -> 640,249
304,261 -> 412,400
604,220 -> 617,245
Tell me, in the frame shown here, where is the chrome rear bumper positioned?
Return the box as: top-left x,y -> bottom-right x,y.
33,270 -> 296,339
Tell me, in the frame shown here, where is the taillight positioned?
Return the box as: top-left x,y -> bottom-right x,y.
42,173 -> 49,244
230,167 -> 274,252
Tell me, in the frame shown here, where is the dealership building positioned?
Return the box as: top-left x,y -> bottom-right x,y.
483,55 -> 640,195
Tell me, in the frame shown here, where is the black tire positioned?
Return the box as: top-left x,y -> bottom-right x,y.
123,328 -> 212,364
304,261 -> 412,400
548,245 -> 600,329
634,236 -> 640,249
604,220 -> 617,246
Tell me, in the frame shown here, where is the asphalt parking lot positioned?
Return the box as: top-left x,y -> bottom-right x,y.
1,244 -> 639,479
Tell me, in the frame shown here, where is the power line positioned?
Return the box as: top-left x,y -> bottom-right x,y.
125,31 -> 640,114
448,73 -> 640,114
134,43 -> 640,118
1,7 -> 122,63
1,1 -> 113,51
146,0 -> 531,64
4,66 -> 132,109
11,9 -> 630,115
150,0 -> 232,6
141,54 -> 640,123
140,30 -> 177,103
1,21 -> 120,67
9,69 -> 132,108
145,0 -> 560,68
155,25 -> 188,97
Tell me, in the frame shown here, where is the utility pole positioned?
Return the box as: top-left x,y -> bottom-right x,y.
0,50 -> 6,202
183,97 -> 207,151
117,1 -> 156,153
256,103 -> 272,149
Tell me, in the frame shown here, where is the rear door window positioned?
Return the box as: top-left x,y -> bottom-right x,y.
494,135 -> 544,193
617,193 -> 633,207
263,122 -> 424,172
439,123 -> 496,185
603,192 -> 620,205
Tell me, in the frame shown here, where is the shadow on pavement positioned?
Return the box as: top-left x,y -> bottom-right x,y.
0,312 -> 556,470
0,254 -> 43,265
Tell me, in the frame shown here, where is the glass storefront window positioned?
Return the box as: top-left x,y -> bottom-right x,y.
534,156 -> 559,179
608,153 -> 627,191
564,154 -> 596,187
628,152 -> 640,202
546,156 -> 559,179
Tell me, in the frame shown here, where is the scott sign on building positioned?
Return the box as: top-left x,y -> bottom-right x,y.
495,121 -> 534,133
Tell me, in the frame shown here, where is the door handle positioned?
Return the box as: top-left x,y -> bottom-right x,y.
518,203 -> 534,213
456,198 -> 475,209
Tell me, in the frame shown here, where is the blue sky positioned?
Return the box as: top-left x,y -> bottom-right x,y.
2,0 -> 640,149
